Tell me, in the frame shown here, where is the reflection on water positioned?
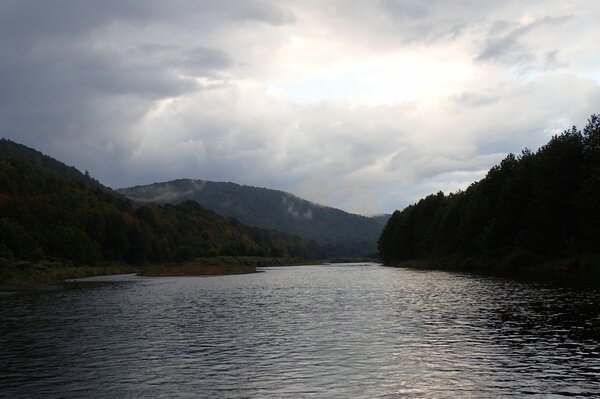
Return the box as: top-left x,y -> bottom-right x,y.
1,265 -> 599,398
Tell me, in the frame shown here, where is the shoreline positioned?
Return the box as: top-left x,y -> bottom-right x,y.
383,254 -> 600,283
0,256 -> 316,290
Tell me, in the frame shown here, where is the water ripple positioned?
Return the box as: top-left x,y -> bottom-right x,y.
1,265 -> 599,398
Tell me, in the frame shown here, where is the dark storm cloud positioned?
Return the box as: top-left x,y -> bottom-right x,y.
0,1 -> 135,42
0,0 -> 293,40
0,0 -> 287,178
0,0 -> 292,102
0,36 -> 196,151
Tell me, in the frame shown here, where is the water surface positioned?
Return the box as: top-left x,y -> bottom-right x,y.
1,264 -> 599,398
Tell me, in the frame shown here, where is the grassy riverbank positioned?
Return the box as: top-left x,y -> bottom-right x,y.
386,252 -> 600,281
0,256 -> 313,287
139,256 -> 309,277
0,259 -> 139,288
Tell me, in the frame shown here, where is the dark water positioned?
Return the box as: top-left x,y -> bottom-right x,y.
1,264 -> 599,398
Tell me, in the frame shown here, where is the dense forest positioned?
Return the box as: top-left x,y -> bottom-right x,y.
0,140 -> 326,266
379,115 -> 600,270
119,179 -> 388,257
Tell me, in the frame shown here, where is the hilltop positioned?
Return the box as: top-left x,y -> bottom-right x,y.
119,180 -> 389,257
0,138 -> 105,190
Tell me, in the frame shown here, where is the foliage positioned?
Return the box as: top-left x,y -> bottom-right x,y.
379,115 -> 600,267
118,179 -> 390,257
0,144 -> 327,269
0,138 -> 105,189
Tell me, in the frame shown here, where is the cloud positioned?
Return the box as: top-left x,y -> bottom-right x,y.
177,47 -> 236,75
476,15 -> 573,69
2,1 -> 600,215
380,0 -> 436,20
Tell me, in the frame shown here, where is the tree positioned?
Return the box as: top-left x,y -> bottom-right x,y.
379,115 -> 600,264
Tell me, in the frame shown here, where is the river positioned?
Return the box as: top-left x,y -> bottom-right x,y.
1,263 -> 599,398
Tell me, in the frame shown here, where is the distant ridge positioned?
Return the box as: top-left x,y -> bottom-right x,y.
119,179 -> 389,257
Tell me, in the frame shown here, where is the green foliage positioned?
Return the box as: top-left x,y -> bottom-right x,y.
0,138 -> 104,189
0,144 -> 327,268
379,114 -> 600,266
118,179 -> 390,257
0,218 -> 40,259
47,226 -> 101,265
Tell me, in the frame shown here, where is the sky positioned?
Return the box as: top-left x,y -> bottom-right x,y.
2,1 -> 600,215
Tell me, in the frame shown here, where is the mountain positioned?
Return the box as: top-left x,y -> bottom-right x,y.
118,180 -> 389,257
0,138 -> 105,190
0,139 -> 325,265
379,114 -> 600,273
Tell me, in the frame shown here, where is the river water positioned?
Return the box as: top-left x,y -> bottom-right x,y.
1,264 -> 599,398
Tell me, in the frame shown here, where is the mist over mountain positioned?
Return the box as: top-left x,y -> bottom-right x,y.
0,139 -> 328,265
119,180 -> 389,257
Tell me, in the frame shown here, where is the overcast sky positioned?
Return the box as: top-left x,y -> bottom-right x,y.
2,1 -> 600,215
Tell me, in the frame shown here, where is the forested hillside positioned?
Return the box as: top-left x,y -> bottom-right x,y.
0,144 -> 325,266
0,139 -> 104,189
379,115 -> 600,270
119,180 -> 388,257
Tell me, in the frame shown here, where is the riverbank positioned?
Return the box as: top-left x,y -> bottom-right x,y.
386,252 -> 600,281
0,259 -> 140,289
139,256 -> 311,277
328,257 -> 380,264
0,256 -> 313,288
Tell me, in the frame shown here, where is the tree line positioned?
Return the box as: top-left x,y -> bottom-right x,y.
378,114 -> 600,267
0,156 -> 325,265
